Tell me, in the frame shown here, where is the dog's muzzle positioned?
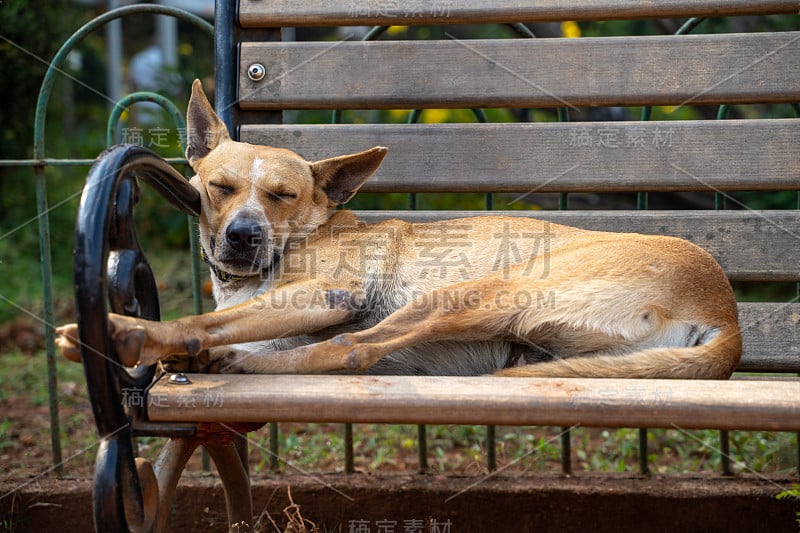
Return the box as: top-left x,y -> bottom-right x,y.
209,211 -> 277,278
225,218 -> 264,253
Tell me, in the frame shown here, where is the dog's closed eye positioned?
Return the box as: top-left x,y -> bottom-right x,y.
209,181 -> 235,196
268,191 -> 298,202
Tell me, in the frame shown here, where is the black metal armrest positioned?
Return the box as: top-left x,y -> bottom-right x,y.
73,144 -> 200,530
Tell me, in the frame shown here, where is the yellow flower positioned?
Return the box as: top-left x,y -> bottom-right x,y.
422,109 -> 451,123
561,21 -> 581,38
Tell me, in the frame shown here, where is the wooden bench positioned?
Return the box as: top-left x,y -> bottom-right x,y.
73,2 -> 800,531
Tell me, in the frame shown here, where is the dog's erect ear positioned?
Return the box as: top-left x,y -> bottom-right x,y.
311,146 -> 388,205
185,79 -> 231,167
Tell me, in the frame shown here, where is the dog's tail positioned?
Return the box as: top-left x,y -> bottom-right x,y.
495,323 -> 742,379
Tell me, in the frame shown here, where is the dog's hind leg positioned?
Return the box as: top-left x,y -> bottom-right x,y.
223,277 -> 536,374
225,270 -> 740,379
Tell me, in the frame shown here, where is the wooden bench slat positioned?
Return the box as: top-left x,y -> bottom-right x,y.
241,120 -> 800,193
355,210 -> 800,282
240,1 -> 800,27
239,34 -> 800,109
739,303 -> 800,372
147,375 -> 800,431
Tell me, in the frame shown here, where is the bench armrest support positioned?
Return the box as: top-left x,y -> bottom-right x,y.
73,144 -> 200,530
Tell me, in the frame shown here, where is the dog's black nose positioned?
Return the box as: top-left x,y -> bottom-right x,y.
225,220 -> 263,252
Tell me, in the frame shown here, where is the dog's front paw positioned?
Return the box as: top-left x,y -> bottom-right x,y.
161,348 -> 212,373
55,324 -> 81,362
108,314 -> 210,367
56,317 -> 159,366
107,315 -> 149,367
55,317 -> 152,367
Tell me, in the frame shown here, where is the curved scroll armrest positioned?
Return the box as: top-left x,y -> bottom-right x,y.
73,144 -> 200,531
75,143 -> 200,434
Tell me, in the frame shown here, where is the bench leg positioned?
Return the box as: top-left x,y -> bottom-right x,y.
153,437 -> 200,532
150,434 -> 254,532
205,439 -> 254,532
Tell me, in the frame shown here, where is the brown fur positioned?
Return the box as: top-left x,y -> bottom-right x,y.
56,80 -> 742,379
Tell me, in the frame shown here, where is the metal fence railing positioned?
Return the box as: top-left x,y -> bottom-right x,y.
0,4 -> 212,473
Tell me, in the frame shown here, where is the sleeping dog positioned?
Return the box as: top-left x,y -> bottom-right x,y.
57,80 -> 742,379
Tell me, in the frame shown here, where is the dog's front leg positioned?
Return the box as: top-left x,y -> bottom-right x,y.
224,280 -> 514,374
56,280 -> 362,367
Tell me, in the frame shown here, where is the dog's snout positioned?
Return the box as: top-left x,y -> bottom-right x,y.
226,219 -> 264,252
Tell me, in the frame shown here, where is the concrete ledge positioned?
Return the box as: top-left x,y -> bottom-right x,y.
2,473 -> 798,532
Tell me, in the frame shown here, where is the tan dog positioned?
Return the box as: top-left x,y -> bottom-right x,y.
57,80 -> 742,379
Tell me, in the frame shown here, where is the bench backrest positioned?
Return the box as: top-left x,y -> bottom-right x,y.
217,2 -> 800,373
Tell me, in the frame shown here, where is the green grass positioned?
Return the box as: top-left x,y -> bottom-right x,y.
776,484 -> 800,527
248,422 -> 797,477
0,352 -> 84,407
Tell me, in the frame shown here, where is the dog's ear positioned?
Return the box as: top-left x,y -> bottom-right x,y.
185,79 -> 231,167
311,146 -> 388,205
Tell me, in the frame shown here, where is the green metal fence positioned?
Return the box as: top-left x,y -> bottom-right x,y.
0,4 -> 212,472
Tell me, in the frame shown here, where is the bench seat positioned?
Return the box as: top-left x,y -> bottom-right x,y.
148,374 -> 800,431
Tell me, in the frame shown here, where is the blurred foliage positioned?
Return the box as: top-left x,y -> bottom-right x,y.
1,0 -> 85,323
0,2 -> 213,322
0,9 -> 798,323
